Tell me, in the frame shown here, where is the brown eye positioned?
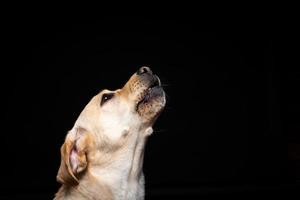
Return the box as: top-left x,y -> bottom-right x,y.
101,93 -> 114,106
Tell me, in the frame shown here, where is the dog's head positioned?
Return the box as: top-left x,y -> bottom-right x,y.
56,67 -> 166,185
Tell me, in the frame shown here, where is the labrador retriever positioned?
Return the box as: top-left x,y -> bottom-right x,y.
54,67 -> 166,200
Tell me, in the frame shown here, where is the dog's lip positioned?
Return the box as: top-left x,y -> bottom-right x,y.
137,85 -> 162,107
150,75 -> 160,88
136,75 -> 162,107
142,75 -> 160,93
154,75 -> 161,86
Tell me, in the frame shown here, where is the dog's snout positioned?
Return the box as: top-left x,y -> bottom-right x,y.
137,66 -> 152,75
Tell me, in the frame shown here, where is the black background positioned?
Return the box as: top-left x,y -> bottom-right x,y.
2,14 -> 299,199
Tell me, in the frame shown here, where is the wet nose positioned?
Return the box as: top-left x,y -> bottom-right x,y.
137,66 -> 152,75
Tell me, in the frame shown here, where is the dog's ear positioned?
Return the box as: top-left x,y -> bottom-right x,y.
56,128 -> 89,186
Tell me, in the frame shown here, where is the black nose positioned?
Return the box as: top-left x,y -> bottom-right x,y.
137,66 -> 152,75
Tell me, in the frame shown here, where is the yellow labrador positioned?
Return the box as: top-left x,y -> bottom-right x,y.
54,67 -> 166,200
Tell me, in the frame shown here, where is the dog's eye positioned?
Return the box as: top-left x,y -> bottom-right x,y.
101,93 -> 114,106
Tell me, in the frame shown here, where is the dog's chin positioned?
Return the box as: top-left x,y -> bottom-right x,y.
136,86 -> 166,125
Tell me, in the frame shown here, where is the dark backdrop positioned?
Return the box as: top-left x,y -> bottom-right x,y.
2,15 -> 299,199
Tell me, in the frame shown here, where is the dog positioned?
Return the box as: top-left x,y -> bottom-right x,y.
54,67 -> 166,200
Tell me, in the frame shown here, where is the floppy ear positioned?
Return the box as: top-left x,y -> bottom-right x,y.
56,128 -> 89,186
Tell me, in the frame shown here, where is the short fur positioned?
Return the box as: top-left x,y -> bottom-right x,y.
54,67 -> 166,200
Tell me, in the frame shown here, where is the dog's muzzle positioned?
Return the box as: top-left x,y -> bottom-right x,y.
125,66 -> 166,124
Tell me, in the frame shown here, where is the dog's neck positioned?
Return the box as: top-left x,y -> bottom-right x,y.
87,128 -> 152,200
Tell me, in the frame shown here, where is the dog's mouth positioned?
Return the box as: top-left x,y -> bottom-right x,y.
136,74 -> 166,125
136,75 -> 162,108
122,66 -> 166,124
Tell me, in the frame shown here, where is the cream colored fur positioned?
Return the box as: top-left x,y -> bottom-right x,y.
54,67 -> 166,200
